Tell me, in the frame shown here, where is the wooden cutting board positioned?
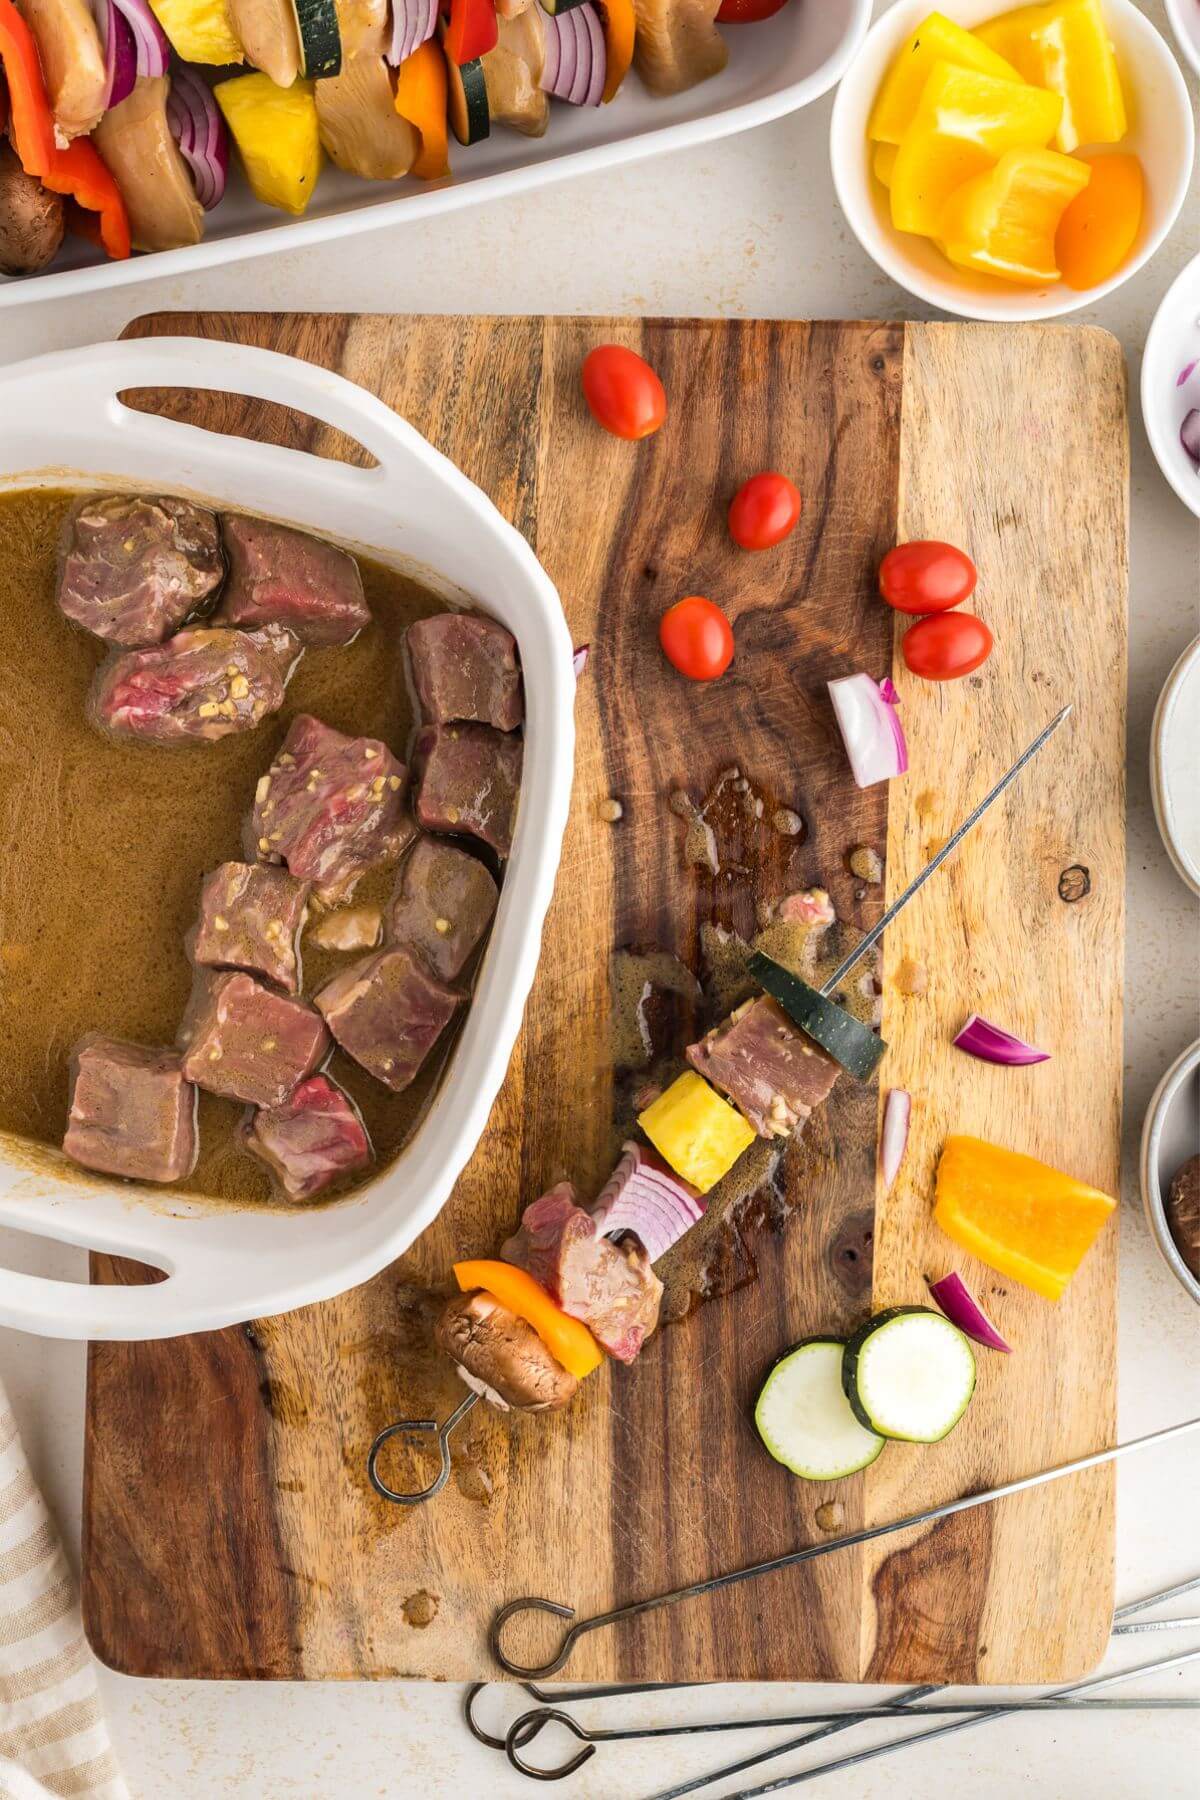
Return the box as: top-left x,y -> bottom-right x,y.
81,312 -> 1127,1685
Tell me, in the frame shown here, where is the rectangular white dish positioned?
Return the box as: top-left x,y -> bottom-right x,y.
0,1 -> 870,309
0,336 -> 576,1340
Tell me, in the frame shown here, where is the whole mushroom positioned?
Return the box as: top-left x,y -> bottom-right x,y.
0,142 -> 65,276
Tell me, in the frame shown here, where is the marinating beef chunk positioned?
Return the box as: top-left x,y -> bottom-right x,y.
216,515 -> 370,646
180,971 -> 329,1107
435,1290 -> 578,1412
386,838 -> 498,981
501,1182 -> 662,1363
686,996 -> 840,1138
248,714 -> 414,906
243,1074 -> 371,1202
413,723 -> 522,858
63,1034 -> 197,1184
192,861 -> 310,994
58,494 -> 223,648
406,613 -> 523,730
314,947 -> 459,1093
90,624 -> 299,744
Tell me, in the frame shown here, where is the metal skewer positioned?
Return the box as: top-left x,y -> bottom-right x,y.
367,707 -> 1072,1506
489,1416 -> 1200,1678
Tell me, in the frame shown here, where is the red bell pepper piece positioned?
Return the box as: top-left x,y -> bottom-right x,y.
42,138 -> 131,260
0,0 -> 56,177
442,0 -> 497,66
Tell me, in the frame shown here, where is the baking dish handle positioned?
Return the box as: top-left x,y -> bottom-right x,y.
0,1250 -> 266,1342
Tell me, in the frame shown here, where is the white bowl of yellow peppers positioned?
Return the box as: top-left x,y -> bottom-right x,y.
830,0 -> 1194,322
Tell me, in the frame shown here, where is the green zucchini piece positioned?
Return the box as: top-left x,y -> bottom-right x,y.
440,26 -> 490,144
842,1307 -> 976,1444
538,0 -> 590,12
293,0 -> 341,77
755,1337 -> 885,1482
748,952 -> 886,1082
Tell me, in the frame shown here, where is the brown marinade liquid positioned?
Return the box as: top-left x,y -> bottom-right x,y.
0,488 -> 459,1206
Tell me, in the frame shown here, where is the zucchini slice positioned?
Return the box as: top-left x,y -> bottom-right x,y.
538,0 -> 589,11
755,1338 -> 885,1482
441,29 -> 490,144
842,1307 -> 976,1444
748,952 -> 886,1082
293,0 -> 342,76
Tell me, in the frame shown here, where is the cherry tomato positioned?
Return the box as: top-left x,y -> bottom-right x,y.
716,0 -> 790,19
728,472 -> 802,550
581,345 -> 667,441
902,611 -> 993,682
1056,153 -> 1144,292
879,541 -> 977,615
659,596 -> 734,682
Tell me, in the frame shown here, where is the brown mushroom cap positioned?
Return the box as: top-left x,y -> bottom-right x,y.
0,144 -> 65,277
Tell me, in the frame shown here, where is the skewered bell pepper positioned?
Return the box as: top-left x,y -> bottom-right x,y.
638,1071 -> 756,1196
869,9 -> 1023,146
977,0 -> 1125,155
443,0 -> 498,67
936,144 -> 1090,284
933,1134 -> 1116,1302
396,38 -> 450,179
454,1260 -> 605,1378
599,0 -> 636,103
889,62 -> 1063,237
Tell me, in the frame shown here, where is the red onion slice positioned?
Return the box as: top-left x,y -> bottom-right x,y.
928,1271 -> 1012,1353
828,671 -> 908,788
878,1088 -> 910,1192
90,0 -> 138,108
166,68 -> 230,212
111,0 -> 169,76
388,0 -> 436,65
567,6 -> 591,105
541,5 -> 605,105
953,1013 -> 1049,1067
1181,409 -> 1200,469
1177,359 -> 1197,388
579,1 -> 605,106
591,1142 -> 705,1262
572,643 -> 590,679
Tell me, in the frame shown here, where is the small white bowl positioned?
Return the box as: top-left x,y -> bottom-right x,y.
1164,0 -> 1200,81
1140,1039 -> 1200,1308
1150,635 -> 1200,895
1141,248 -> 1200,519
830,0 -> 1195,322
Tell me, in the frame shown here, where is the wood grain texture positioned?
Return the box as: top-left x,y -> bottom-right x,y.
81,314 -> 1126,1686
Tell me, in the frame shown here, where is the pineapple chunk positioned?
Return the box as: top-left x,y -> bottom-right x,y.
150,0 -> 244,67
638,1072 -> 756,1196
217,75 -> 323,217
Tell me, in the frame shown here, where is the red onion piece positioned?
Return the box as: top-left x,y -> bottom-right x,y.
828,671 -> 908,788
1181,409 -> 1200,468
388,0 -> 436,65
572,643 -> 590,679
1177,359 -> 1197,388
878,1088 -> 910,1192
542,11 -> 561,93
568,5 -> 592,105
953,1013 -> 1049,1066
579,1 -> 605,106
591,1141 -> 705,1263
928,1271 -> 1012,1353
111,0 -> 169,76
90,0 -> 138,108
166,68 -> 229,212
541,4 -> 605,105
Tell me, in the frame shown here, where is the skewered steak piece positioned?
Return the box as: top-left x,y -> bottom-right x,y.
435,1291 -> 579,1412
314,947 -> 460,1093
243,1074 -> 371,1202
179,971 -> 329,1108
386,838 -> 498,981
58,494 -> 223,648
63,1034 -> 197,1184
406,612 -> 523,731
215,515 -> 370,646
413,722 -> 523,858
191,861 -> 310,994
501,1182 -> 663,1363
686,996 -> 841,1138
90,624 -> 299,743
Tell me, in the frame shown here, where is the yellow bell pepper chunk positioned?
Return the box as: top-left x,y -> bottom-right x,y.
936,144 -> 1090,284
869,10 -> 1024,146
873,141 -> 899,189
890,62 -> 1063,237
977,0 -> 1125,154
934,1134 -> 1116,1302
216,74 -> 323,218
638,1072 -> 755,1196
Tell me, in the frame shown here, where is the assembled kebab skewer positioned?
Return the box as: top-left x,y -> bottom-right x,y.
368,706 -> 1072,1508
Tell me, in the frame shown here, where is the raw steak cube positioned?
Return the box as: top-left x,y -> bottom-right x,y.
406,613 -> 523,730
502,1183 -> 662,1363
686,996 -> 840,1139
413,723 -> 522,858
192,861 -> 310,993
180,971 -> 329,1107
63,1034 -> 197,1184
58,494 -> 223,648
314,947 -> 459,1093
90,624 -> 299,744
243,1074 -> 371,1202
216,515 -> 369,646
248,714 -> 414,906
386,838 -> 498,980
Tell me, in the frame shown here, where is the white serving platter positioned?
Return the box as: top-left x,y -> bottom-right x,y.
0,337 -> 575,1341
0,1 -> 871,310
1142,248 -> 1200,519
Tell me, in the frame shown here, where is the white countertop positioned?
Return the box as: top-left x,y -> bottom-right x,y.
1,4 -> 1198,1793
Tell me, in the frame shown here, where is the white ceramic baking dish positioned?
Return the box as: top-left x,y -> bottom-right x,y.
0,336 -> 575,1340
0,1 -> 871,309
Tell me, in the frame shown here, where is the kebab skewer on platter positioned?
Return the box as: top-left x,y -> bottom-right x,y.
369,708 -> 1071,1505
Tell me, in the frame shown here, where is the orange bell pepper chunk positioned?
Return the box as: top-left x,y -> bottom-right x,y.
599,0 -> 635,103
396,38 -> 449,180
1055,150 -> 1142,291
454,1259 -> 606,1378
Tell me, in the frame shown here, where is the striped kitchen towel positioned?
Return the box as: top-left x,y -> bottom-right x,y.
0,1382 -> 127,1800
